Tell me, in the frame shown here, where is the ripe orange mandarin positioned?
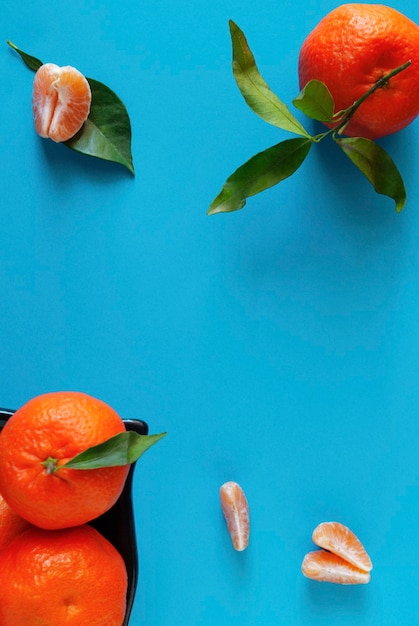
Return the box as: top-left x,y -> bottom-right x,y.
298,4 -> 419,139
32,63 -> 91,142
0,391 -> 129,530
0,524 -> 127,626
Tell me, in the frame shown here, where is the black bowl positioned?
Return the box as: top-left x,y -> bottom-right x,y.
0,408 -> 147,626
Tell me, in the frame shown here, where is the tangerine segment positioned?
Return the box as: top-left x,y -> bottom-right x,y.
220,481 -> 250,551
0,391 -> 129,530
312,521 -> 372,573
298,4 -> 419,139
32,63 -> 91,142
302,550 -> 371,585
0,525 -> 127,626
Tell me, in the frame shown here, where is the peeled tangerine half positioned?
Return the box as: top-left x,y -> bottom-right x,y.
220,481 -> 250,551
302,521 -> 372,585
32,63 -> 92,143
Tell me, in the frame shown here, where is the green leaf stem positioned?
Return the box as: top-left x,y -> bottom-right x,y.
63,431 -> 166,470
7,40 -> 42,71
335,137 -> 406,212
7,41 -> 134,174
208,22 -> 410,215
229,21 -> 310,138
293,79 -> 335,122
208,137 -> 312,215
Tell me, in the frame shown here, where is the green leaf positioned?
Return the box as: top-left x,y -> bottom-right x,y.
62,431 -> 166,470
7,40 -> 42,71
65,78 -> 135,174
208,137 -> 312,215
7,42 -> 134,174
229,21 -> 310,138
335,137 -> 406,212
293,79 -> 335,122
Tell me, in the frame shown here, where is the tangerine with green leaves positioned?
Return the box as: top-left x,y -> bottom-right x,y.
0,524 -> 127,626
298,4 -> 419,139
0,391 -> 130,530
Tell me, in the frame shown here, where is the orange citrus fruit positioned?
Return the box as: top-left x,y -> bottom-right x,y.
0,524 -> 127,625
302,549 -> 371,584
312,521 -> 372,572
32,63 -> 91,142
0,391 -> 130,530
0,492 -> 31,553
220,481 -> 250,551
298,4 -> 419,139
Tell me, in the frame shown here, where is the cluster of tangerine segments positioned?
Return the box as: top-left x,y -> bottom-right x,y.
32,63 -> 91,143
302,521 -> 373,584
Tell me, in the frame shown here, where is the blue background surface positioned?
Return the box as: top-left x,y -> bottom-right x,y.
1,1 -> 418,624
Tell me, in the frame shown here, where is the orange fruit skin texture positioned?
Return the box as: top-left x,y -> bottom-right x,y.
220,481 -> 250,551
0,524 -> 127,626
302,549 -> 371,584
0,493 -> 31,552
0,391 -> 129,530
298,4 -> 419,139
32,63 -> 92,143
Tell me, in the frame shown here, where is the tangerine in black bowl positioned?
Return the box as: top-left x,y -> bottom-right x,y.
0,408 -> 147,626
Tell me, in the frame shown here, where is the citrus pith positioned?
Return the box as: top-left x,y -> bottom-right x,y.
298,4 -> 419,139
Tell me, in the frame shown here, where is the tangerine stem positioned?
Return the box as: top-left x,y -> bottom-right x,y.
312,60 -> 411,141
334,60 -> 411,136
42,457 -> 59,475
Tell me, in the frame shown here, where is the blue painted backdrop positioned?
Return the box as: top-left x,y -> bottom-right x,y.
1,1 -> 418,624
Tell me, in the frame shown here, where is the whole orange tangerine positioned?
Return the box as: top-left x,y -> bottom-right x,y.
298,4 -> 419,139
0,391 -> 129,530
0,524 -> 127,625
32,63 -> 91,142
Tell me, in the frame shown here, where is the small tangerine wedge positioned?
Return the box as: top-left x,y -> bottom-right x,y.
312,521 -> 372,572
0,493 -> 31,553
298,4 -> 419,139
32,63 -> 91,142
220,481 -> 250,551
0,524 -> 127,626
302,549 -> 371,585
0,391 -> 129,530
